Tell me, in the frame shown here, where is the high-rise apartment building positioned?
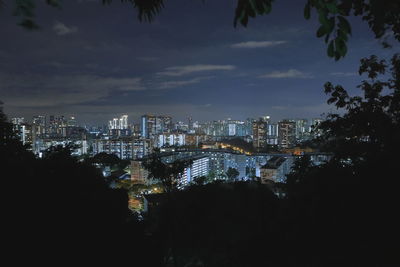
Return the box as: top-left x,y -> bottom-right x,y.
108,114 -> 129,130
252,119 -> 267,149
11,117 -> 32,145
266,123 -> 279,145
293,119 -> 310,142
278,120 -> 296,148
32,115 -> 46,136
141,114 -> 172,138
157,133 -> 186,147
93,138 -> 151,159
67,116 -> 77,127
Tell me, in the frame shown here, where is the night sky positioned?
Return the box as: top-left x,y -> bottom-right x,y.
0,0 -> 397,125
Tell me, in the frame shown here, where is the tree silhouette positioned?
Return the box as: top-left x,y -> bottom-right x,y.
226,167 -> 240,181
281,53 -> 400,264
151,181 -> 279,267
89,151 -> 121,167
0,105 -> 157,263
142,150 -> 192,192
319,53 -> 400,161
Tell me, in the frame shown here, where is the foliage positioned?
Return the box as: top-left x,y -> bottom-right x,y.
103,0 -> 165,22
234,0 -> 400,60
226,167 -> 240,180
192,175 -> 207,186
151,181 -> 279,267
0,106 -> 154,262
88,151 -> 121,166
281,53 -> 400,263
10,0 -> 60,29
318,53 -> 400,161
0,104 -> 33,161
142,150 -> 192,192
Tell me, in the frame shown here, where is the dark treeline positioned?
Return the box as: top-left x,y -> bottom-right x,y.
1,110 -> 150,264
2,54 -> 400,265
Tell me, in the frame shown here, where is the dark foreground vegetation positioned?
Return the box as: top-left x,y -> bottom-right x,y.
2,54 -> 400,265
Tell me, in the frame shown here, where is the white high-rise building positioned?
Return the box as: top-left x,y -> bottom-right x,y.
109,115 -> 129,130
120,115 -> 128,129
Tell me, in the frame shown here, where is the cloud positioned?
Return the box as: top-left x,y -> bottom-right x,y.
259,69 -> 313,79
158,76 -> 212,89
137,57 -> 159,62
271,102 -> 334,115
53,22 -> 78,36
0,73 -> 144,107
157,64 -> 236,76
231,41 -> 287,48
330,72 -> 357,77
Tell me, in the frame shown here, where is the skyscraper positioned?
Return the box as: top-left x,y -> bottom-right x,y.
32,115 -> 46,136
120,115 -> 128,129
278,120 -> 296,148
109,115 -> 129,130
141,114 -> 172,138
252,119 -> 267,149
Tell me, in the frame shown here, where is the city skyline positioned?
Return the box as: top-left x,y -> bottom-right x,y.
1,0 -> 395,124
9,112 -> 322,127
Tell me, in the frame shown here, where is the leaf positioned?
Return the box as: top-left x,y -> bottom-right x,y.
262,2 -> 272,14
335,38 -> 347,57
338,16 -> 352,35
234,1 -> 246,27
325,32 -> 331,43
340,41 -> 347,57
242,13 -> 249,27
317,25 -> 326,37
318,10 -> 328,26
334,50 -> 341,61
248,0 -> 257,13
247,5 -> 256,18
304,2 -> 311,19
337,28 -> 348,42
326,17 -> 335,33
326,2 -> 338,14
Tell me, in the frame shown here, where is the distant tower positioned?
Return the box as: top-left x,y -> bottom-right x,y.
188,116 -> 193,132
120,115 -> 128,129
261,115 -> 270,123
252,119 -> 267,149
67,116 -> 77,127
278,120 -> 296,148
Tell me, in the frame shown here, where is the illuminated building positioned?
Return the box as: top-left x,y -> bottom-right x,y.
278,120 -> 296,148
266,123 -> 279,145
185,134 -> 209,147
33,139 -> 88,157
32,115 -> 46,137
252,119 -> 267,149
11,117 -> 33,146
93,138 -> 151,159
260,156 -> 293,183
141,114 -> 172,138
157,133 -> 186,147
108,114 -> 129,136
180,155 -> 209,186
130,160 -> 149,183
67,116 -> 77,127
